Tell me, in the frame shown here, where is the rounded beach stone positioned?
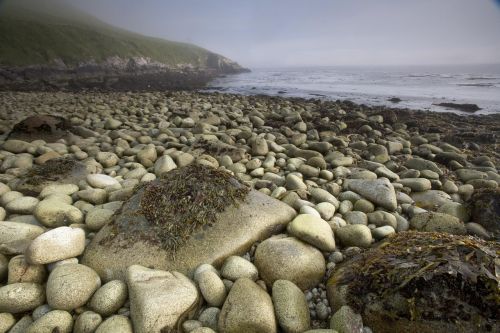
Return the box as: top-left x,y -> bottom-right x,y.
26,226 -> 86,264
255,235 -> 325,290
193,263 -> 220,283
96,152 -> 119,168
343,211 -> 368,225
335,224 -> 373,248
218,278 -> 277,333
46,264 -> 101,311
8,254 -> 46,284
221,256 -> 259,281
353,199 -> 374,213
95,315 -> 133,333
126,265 -> 200,333
88,280 -> 128,317
197,270 -> 227,307
0,191 -> 23,206
34,199 -> 83,227
372,226 -> 396,240
198,307 -> 220,330
87,174 -> 120,189
0,221 -> 45,255
252,138 -> 269,156
399,178 -> 432,192
74,311 -> 103,333
315,202 -> 336,220
0,313 -> 16,332
32,304 -> 52,320
76,188 -> 107,205
345,178 -> 397,211
366,211 -> 397,229
5,196 -> 39,214
329,305 -> 363,333
25,310 -> 73,333
287,214 -> 335,251
285,174 -> 307,190
0,282 -> 45,313
6,315 -> 33,333
39,184 -> 79,199
410,212 -> 466,235
182,320 -> 203,332
272,280 -> 310,333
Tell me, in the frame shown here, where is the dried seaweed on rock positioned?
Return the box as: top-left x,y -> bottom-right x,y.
25,157 -> 79,185
103,164 -> 250,253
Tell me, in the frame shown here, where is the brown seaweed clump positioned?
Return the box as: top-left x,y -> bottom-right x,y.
468,188 -> 500,240
105,164 -> 250,252
327,231 -> 500,333
25,158 -> 79,185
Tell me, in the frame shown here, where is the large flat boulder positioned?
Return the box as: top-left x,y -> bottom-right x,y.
82,165 -> 296,281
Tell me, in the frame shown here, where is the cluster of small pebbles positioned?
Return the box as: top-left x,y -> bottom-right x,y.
0,90 -> 498,333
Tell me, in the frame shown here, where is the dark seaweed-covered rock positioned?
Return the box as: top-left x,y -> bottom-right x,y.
15,158 -> 90,195
469,188 -> 500,239
7,115 -> 72,142
327,232 -> 499,333
82,164 -> 296,281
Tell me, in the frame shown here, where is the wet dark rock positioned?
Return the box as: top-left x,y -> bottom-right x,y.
468,188 -> 500,240
388,97 -> 401,103
435,103 -> 481,113
7,115 -> 72,142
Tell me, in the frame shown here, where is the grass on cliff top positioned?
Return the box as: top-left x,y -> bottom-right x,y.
0,1 -> 212,67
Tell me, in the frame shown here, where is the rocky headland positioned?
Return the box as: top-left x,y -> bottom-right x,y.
0,91 -> 498,333
0,55 -> 249,92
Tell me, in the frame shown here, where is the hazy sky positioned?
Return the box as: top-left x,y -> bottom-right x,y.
66,0 -> 500,68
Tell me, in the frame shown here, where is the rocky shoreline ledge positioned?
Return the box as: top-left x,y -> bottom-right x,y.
0,91 -> 498,333
0,56 -> 250,92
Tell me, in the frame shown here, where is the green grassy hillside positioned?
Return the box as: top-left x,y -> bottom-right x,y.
0,0 -> 235,68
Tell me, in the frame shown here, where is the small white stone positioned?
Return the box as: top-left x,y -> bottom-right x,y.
26,227 -> 86,264
87,174 -> 120,189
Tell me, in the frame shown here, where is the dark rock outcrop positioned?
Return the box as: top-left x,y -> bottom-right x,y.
435,102 -> 481,113
0,55 -> 249,92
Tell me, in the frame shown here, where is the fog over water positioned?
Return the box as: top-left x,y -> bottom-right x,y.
66,0 -> 500,68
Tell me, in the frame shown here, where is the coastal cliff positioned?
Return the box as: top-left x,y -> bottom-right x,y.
0,0 -> 249,91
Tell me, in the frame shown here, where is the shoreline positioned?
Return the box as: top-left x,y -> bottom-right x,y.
0,89 -> 498,332
2,90 -> 498,157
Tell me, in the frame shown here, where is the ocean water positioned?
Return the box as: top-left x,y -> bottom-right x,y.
205,64 -> 500,115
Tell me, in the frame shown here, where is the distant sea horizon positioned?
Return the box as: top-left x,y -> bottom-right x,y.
205,63 -> 500,115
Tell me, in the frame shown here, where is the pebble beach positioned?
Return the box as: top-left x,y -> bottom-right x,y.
0,90 -> 498,333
